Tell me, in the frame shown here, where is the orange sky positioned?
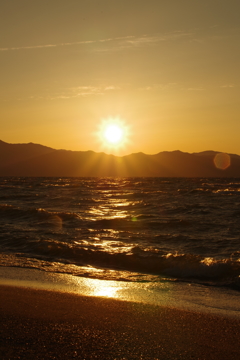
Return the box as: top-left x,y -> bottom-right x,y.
1,0 -> 240,155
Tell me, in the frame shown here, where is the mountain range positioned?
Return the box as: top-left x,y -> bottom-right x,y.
0,140 -> 240,177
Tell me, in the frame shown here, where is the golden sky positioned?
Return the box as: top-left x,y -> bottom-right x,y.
1,0 -> 240,155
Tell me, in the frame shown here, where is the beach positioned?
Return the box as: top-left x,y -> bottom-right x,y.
1,177 -> 240,359
1,283 -> 240,360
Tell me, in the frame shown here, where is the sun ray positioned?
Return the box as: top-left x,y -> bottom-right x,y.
95,117 -> 131,154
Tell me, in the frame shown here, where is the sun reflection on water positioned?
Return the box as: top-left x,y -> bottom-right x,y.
91,283 -> 119,298
71,276 -> 124,300
61,272 -> 173,306
89,199 -> 131,220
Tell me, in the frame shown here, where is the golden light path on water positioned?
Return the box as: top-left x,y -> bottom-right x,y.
86,183 -> 139,253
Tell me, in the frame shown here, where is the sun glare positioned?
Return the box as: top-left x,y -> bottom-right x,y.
96,117 -> 130,152
104,124 -> 123,144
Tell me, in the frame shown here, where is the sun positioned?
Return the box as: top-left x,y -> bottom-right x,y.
104,124 -> 123,144
96,117 -> 130,152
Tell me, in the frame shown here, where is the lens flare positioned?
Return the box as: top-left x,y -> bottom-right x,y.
214,153 -> 231,170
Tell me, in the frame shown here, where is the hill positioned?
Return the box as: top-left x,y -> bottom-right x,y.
0,140 -> 240,177
0,140 -> 54,168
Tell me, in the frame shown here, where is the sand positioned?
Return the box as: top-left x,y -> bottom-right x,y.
1,285 -> 240,359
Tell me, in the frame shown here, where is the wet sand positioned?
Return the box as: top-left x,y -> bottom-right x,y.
1,284 -> 240,359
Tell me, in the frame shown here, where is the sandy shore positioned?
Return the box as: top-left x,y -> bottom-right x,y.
1,285 -> 240,359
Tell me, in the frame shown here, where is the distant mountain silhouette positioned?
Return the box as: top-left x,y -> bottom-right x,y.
0,140 -> 240,177
0,140 -> 54,168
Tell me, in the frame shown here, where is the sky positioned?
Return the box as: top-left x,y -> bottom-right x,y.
1,0 -> 240,155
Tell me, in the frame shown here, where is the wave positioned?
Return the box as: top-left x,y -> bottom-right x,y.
0,204 -> 195,232
0,204 -> 80,222
1,177 -> 240,291
1,237 -> 239,289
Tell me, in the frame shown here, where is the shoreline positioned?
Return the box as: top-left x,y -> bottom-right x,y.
1,284 -> 240,359
1,266 -> 240,319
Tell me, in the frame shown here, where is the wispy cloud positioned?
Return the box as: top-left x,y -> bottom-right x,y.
220,84 -> 237,88
104,86 -> 120,91
74,86 -> 104,97
139,83 -> 178,91
72,85 -> 120,97
0,31 -> 193,53
49,85 -> 120,100
140,84 -> 208,92
0,40 -> 96,52
96,31 -> 193,52
1,26 -> 235,53
124,31 -> 192,46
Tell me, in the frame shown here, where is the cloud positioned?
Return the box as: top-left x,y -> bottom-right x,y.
104,86 -> 120,90
95,31 -> 193,52
220,84 -> 237,88
140,84 -> 207,92
0,40 -> 97,52
139,83 -> 178,91
2,26 -> 235,54
74,85 -> 119,97
48,85 -> 119,100
125,31 -> 191,46
75,86 -> 104,96
0,31 -> 193,53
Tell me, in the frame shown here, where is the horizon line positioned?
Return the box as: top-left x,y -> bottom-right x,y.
0,139 -> 238,157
